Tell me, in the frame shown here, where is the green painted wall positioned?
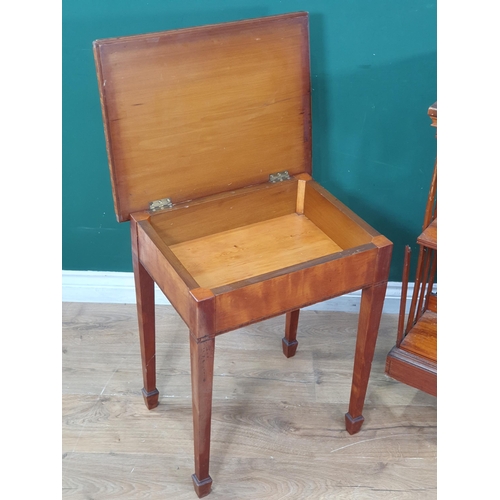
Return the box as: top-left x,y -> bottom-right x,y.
63,0 -> 436,281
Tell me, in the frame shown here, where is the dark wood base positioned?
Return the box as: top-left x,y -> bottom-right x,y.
385,346 -> 437,397
344,413 -> 364,435
282,337 -> 298,358
192,474 -> 213,498
141,388 -> 159,409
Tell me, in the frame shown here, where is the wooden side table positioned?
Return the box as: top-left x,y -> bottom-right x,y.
385,102 -> 437,396
93,13 -> 393,497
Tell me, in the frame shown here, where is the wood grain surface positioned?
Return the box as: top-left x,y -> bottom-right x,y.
170,214 -> 343,289
417,219 -> 437,250
94,13 -> 311,221
63,303 -> 436,499
149,180 -> 298,247
399,311 -> 437,362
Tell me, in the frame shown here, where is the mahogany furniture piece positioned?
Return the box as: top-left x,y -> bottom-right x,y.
385,102 -> 437,396
93,13 -> 393,497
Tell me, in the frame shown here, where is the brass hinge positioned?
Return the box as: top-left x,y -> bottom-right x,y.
149,197 -> 173,212
269,170 -> 291,183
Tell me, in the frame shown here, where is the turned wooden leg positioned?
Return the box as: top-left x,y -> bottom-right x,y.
132,249 -> 159,410
345,282 -> 387,434
282,309 -> 300,358
190,333 -> 215,498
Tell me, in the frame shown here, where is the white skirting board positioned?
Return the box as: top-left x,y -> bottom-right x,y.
62,270 -> 436,314
62,271 -> 437,314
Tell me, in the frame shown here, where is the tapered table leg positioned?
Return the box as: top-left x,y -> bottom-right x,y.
282,309 -> 300,358
132,222 -> 159,410
190,333 -> 215,498
345,282 -> 388,434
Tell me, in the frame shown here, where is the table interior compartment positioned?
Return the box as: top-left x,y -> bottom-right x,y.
149,179 -> 375,289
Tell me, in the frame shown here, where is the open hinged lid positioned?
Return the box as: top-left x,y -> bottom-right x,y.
94,12 -> 312,222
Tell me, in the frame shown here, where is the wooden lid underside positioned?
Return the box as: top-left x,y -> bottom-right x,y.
94,13 -> 311,221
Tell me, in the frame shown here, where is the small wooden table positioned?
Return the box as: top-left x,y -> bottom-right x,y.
385,102 -> 437,396
93,12 -> 393,497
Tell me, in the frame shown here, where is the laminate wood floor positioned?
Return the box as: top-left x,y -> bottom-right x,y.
62,303 -> 436,499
